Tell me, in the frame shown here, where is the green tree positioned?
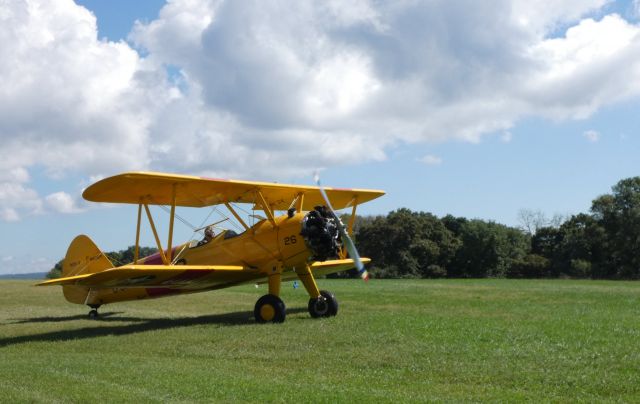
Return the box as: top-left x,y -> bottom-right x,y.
530,177 -> 640,279
590,177 -> 640,279
46,260 -> 64,279
447,219 -> 529,278
556,214 -> 606,278
507,254 -> 550,278
106,246 -> 159,266
356,209 -> 460,278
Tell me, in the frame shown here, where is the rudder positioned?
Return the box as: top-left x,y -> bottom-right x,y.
62,235 -> 113,304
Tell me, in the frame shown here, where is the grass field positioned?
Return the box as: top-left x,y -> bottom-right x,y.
1,279 -> 639,402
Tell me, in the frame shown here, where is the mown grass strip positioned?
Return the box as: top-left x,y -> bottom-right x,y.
0,279 -> 638,402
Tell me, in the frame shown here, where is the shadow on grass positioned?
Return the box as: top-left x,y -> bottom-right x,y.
0,307 -> 308,348
10,312 -> 131,323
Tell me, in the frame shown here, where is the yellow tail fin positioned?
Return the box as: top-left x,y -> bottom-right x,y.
62,235 -> 113,304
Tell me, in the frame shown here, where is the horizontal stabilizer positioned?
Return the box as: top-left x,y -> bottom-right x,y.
37,273 -> 93,286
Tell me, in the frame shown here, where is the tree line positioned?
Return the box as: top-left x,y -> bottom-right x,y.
47,177 -> 640,280
351,177 -> 640,280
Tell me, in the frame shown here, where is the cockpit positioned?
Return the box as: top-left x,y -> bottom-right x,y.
189,228 -> 241,249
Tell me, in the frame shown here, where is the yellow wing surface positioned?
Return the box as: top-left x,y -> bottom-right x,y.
309,258 -> 371,277
38,265 -> 248,289
37,259 -> 368,289
83,171 -> 385,210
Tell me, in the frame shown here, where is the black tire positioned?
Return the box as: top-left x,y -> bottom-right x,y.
254,294 -> 286,323
308,290 -> 338,318
88,309 -> 99,320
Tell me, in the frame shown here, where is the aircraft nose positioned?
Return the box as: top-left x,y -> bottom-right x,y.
299,206 -> 341,262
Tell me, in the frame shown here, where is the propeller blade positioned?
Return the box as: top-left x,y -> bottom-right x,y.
314,172 -> 369,281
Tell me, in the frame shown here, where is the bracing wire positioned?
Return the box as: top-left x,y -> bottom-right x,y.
229,194 -> 261,227
196,208 -> 216,234
158,205 -> 197,231
151,188 -> 250,244
178,188 -> 245,234
154,203 -> 212,244
217,203 -> 245,233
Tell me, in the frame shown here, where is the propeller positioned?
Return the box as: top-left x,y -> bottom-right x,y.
314,172 -> 369,281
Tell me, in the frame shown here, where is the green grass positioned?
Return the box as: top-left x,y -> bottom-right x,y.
1,279 -> 639,402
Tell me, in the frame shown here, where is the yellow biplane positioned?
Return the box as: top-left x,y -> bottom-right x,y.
38,172 -> 384,323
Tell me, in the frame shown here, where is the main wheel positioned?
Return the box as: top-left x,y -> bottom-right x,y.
254,294 -> 286,323
308,290 -> 338,318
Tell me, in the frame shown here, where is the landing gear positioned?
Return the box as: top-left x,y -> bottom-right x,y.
296,264 -> 339,319
308,290 -> 338,318
254,294 -> 286,323
87,304 -> 101,320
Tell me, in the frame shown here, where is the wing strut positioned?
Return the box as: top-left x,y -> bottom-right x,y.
134,198 -> 177,266
256,190 -> 276,226
143,204 -> 169,265
224,202 -> 250,231
167,185 -> 176,262
347,197 -> 358,236
295,192 -> 305,213
134,203 -> 142,264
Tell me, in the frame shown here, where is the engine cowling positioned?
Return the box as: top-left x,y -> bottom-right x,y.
300,206 -> 342,261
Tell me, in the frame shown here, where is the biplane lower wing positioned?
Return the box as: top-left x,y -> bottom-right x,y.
248,258 -> 372,286
37,264 -> 250,289
309,258 -> 371,277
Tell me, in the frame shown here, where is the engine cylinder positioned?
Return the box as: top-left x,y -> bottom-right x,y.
299,206 -> 342,261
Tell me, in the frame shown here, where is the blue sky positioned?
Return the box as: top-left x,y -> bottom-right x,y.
0,0 -> 639,274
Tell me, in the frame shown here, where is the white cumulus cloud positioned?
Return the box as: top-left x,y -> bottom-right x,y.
0,181 -> 43,221
1,0 -> 640,221
45,191 -> 82,214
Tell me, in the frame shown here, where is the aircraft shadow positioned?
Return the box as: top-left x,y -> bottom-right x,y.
0,307 -> 308,348
9,312 -> 130,323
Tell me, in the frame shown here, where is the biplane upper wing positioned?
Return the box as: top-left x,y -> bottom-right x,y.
83,171 -> 385,210
36,265 -> 253,289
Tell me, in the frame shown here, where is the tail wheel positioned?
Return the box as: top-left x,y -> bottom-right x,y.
308,290 -> 338,318
254,294 -> 286,323
88,304 -> 101,320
